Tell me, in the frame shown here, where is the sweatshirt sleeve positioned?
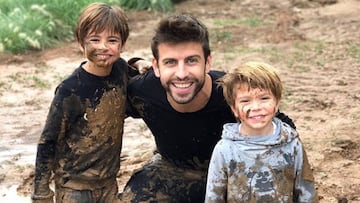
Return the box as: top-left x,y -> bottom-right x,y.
205,141 -> 228,203
294,140 -> 319,203
32,85 -> 70,200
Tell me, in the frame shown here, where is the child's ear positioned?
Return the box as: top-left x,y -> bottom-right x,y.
78,43 -> 84,53
230,105 -> 239,118
274,101 -> 280,114
120,42 -> 126,53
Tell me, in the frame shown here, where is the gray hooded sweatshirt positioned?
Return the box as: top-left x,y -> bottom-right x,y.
205,118 -> 317,203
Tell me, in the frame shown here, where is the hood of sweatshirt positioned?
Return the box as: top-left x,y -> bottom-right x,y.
221,117 -> 298,150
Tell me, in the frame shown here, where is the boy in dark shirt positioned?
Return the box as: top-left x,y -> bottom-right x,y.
32,3 -> 131,202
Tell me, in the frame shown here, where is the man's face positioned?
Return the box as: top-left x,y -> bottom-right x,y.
152,42 -> 211,104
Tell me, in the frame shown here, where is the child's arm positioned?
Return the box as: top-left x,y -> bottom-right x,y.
32,86 -> 69,202
294,144 -> 319,203
205,143 -> 227,203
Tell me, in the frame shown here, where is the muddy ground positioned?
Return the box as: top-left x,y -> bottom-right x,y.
0,0 -> 359,202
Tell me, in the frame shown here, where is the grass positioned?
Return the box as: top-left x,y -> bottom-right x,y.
7,70 -> 51,88
30,76 -> 50,88
213,17 -> 266,27
0,0 -> 175,54
348,42 -> 360,62
120,0 -> 174,13
213,31 -> 233,42
0,0 -> 87,53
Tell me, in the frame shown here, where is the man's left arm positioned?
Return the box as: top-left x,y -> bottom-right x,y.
276,110 -> 296,129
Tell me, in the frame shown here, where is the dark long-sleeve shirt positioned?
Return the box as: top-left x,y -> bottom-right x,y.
33,58 -> 129,196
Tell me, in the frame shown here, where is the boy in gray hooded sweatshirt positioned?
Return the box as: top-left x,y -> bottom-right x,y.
205,61 -> 318,203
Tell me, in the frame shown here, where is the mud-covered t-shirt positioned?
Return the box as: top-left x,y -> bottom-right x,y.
34,58 -> 129,195
126,70 -> 236,169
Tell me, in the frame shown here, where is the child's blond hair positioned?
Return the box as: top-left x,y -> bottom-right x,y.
219,61 -> 283,107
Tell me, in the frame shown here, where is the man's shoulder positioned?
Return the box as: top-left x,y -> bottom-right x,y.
209,70 -> 225,79
208,70 -> 225,95
127,69 -> 163,98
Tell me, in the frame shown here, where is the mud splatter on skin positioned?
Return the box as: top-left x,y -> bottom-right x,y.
83,32 -> 123,70
246,108 -> 251,118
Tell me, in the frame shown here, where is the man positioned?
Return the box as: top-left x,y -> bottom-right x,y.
121,14 -> 296,202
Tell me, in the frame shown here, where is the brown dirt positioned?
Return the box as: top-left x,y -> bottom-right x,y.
1,0 -> 359,202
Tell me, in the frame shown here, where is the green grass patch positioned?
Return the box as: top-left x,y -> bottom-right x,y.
348,42 -> 360,62
213,17 -> 266,27
120,0 -> 174,12
213,31 -> 233,42
30,76 -> 50,88
0,0 -> 175,54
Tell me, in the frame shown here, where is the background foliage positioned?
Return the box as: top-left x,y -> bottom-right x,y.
0,0 -> 178,54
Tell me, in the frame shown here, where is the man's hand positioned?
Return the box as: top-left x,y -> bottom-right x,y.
128,57 -> 153,75
133,59 -> 152,74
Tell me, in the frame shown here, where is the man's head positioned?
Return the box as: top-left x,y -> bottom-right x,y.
75,2 -> 129,50
151,14 -> 212,112
151,14 -> 210,62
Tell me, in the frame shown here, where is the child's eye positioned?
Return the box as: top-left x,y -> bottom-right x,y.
89,38 -> 100,42
108,39 -> 121,44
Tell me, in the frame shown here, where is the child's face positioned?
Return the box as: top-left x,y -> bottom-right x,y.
82,30 -> 124,75
231,84 -> 279,135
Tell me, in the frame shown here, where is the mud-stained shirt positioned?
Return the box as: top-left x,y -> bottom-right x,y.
34,58 -> 129,196
205,118 -> 318,203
